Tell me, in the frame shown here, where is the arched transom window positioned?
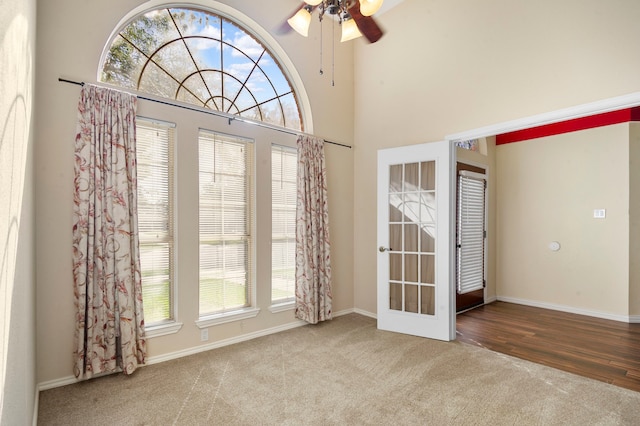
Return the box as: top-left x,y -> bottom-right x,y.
100,7 -> 302,130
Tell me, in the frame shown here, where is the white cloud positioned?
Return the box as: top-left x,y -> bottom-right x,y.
231,33 -> 264,58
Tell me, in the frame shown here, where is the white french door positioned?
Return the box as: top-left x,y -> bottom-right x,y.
377,141 -> 456,341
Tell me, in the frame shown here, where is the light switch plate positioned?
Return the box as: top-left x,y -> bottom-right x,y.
593,209 -> 606,219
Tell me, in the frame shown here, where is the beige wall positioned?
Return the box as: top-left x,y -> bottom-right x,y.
353,0 -> 640,314
35,0 -> 354,384
0,0 -> 37,423
496,124 -> 630,315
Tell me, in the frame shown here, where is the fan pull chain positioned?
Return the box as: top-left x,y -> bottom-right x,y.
332,17 -> 335,86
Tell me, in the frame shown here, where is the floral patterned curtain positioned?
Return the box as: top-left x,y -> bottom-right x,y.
72,84 -> 146,379
295,135 -> 332,324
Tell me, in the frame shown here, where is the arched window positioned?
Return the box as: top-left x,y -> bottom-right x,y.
100,6 -> 302,130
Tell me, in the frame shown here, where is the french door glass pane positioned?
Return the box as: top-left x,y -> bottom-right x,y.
421,161 -> 436,190
390,282 -> 402,311
421,286 -> 435,315
405,284 -> 418,313
389,224 -> 402,252
405,224 -> 418,252
405,254 -> 418,282
420,255 -> 435,284
389,253 -> 402,281
387,160 -> 437,316
405,163 -> 419,189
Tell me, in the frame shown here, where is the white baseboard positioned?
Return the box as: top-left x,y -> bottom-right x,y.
38,375 -> 80,391
37,313 -> 364,392
332,308 -> 355,317
353,308 -> 377,319
496,296 -> 633,323
629,315 -> 640,324
32,386 -> 39,426
146,319 -> 309,366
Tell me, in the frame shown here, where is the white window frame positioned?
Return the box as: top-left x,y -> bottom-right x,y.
269,144 -> 297,312
197,129 -> 259,327
136,117 -> 183,338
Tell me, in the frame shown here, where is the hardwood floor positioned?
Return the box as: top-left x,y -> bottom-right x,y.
456,301 -> 640,392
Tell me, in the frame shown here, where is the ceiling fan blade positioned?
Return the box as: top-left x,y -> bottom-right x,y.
348,1 -> 384,43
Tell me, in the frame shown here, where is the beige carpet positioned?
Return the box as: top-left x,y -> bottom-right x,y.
38,314 -> 640,425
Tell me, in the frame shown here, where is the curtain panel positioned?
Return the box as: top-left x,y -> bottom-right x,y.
295,135 -> 332,324
72,84 -> 146,379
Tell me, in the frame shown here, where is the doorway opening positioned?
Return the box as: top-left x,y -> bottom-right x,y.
455,161 -> 486,313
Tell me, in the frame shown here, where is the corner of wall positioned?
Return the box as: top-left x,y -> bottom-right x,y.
485,136 -> 498,301
628,122 -> 640,315
1,0 -> 37,424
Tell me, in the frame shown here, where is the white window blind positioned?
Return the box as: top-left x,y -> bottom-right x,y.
198,130 -> 254,316
136,118 -> 175,324
271,145 -> 297,303
456,171 -> 486,295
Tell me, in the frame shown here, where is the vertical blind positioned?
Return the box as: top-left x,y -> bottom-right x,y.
198,130 -> 254,316
271,145 -> 297,303
136,118 -> 175,324
456,171 -> 486,295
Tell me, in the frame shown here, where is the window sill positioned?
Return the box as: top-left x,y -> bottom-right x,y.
196,307 -> 260,328
145,322 -> 184,338
269,301 -> 295,314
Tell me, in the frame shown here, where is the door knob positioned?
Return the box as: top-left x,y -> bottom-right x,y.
379,246 -> 390,252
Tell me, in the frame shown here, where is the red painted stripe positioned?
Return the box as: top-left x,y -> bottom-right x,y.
496,106 -> 640,145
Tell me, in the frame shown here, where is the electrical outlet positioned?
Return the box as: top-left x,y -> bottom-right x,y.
200,328 -> 208,342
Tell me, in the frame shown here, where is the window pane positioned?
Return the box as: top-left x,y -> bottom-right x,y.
260,98 -> 284,128
138,60 -> 180,100
199,241 -> 249,313
279,92 -> 301,131
272,145 -> 297,303
199,130 -> 254,316
137,119 -> 175,325
100,6 -> 302,130
140,243 -> 172,323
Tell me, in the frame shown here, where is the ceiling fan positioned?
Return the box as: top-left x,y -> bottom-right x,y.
286,0 -> 385,44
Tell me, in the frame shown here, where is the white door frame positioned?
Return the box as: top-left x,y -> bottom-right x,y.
455,157 -> 490,307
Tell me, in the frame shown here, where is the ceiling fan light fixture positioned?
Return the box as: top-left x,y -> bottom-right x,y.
359,0 -> 384,17
288,7 -> 312,37
304,0 -> 323,5
340,17 -> 363,42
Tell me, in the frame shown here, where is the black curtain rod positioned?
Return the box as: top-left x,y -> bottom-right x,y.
58,78 -> 352,149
